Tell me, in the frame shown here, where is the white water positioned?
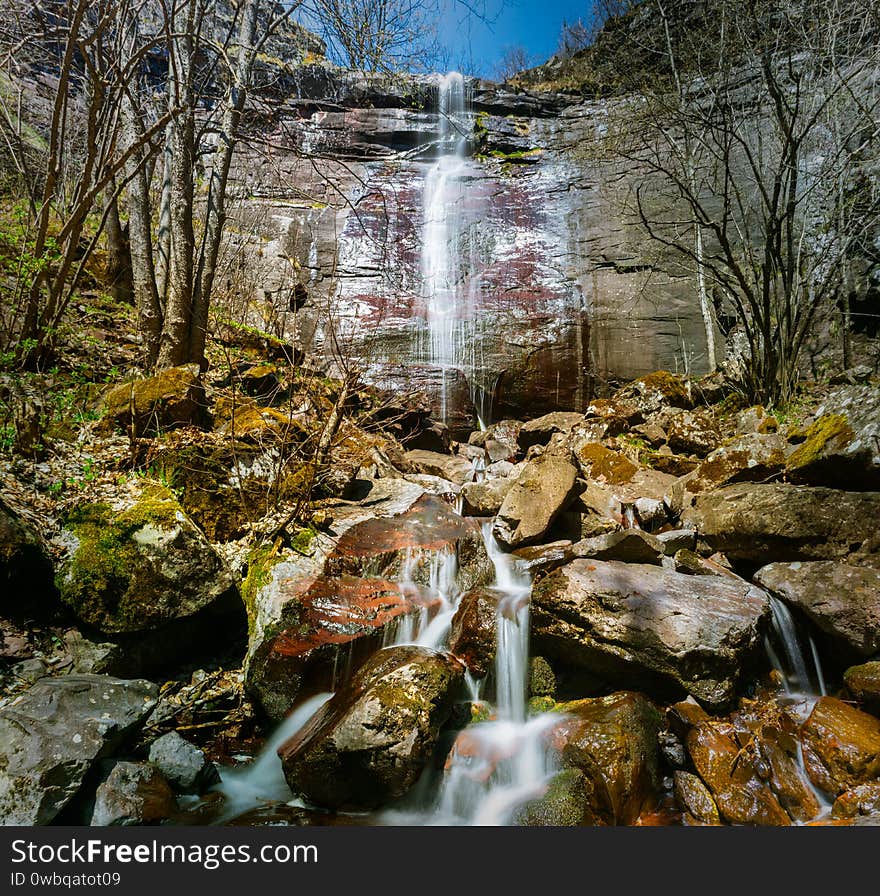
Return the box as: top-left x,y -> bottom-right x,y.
211,692 -> 333,822
420,73 -> 491,425
763,594 -> 832,820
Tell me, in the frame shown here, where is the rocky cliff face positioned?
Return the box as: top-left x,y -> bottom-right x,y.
226,68 -> 714,434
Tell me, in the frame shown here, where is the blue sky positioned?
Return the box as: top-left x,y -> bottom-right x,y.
440,0 -> 598,77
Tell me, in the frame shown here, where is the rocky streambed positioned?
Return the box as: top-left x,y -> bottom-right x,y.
2,366 -> 880,826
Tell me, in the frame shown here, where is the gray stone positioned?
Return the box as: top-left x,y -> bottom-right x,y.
0,675 -> 158,825
148,732 -> 219,794
755,562 -> 880,659
493,453 -> 579,548
531,560 -> 770,707
571,529 -> 663,564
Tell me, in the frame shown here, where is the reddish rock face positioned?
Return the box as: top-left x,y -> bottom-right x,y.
248,494 -> 491,720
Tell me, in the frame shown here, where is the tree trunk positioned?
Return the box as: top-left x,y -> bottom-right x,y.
104,185 -> 134,304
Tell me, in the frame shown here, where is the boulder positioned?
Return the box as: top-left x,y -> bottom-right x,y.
0,675 -> 158,825
493,453 -> 579,549
656,529 -> 697,555
518,412 -> 584,452
91,762 -> 176,826
0,497 -> 55,617
674,771 -> 721,825
571,441 -> 639,485
460,477 -> 515,517
754,562 -> 880,659
449,588 -> 501,677
570,529 -> 663,565
531,560 -> 770,707
666,409 -> 722,457
469,420 -> 521,461
529,657 -> 557,698
403,449 -> 474,485
243,480 -> 463,720
279,646 -> 464,810
688,433 -> 787,493
686,720 -> 791,825
800,698 -> 880,795
55,479 -> 243,673
550,692 -> 661,825
832,783 -> 880,820
516,768 -> 596,826
100,364 -> 205,436
682,483 -> 880,563
844,662 -> 880,711
785,386 -> 880,488
147,732 -> 219,794
614,372 -> 693,416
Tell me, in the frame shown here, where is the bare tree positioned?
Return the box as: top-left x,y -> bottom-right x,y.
494,45 -> 531,82
606,0 -> 880,403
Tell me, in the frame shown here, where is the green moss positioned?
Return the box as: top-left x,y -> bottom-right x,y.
241,541 -> 281,627
786,413 -> 854,470
528,696 -> 556,714
637,370 -> 691,406
290,527 -> 317,555
57,481 -> 182,628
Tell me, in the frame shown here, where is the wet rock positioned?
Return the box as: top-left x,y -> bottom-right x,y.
674,771 -> 721,825
449,588 -> 501,677
550,692 -> 661,825
404,449 -> 474,485
686,720 -> 791,825
785,386 -> 880,488
460,477 -> 515,516
659,731 -> 688,769
531,560 -> 770,707
62,630 -> 126,675
279,646 -> 464,810
0,675 -> 158,825
91,761 -> 176,826
244,481 -> 468,720
403,421 -> 450,453
518,412 -> 584,452
832,783 -> 880,819
682,483 -> 880,563
529,657 -> 556,698
754,562 -> 880,659
55,479 -> 243,673
516,768 -> 595,826
673,549 -> 719,576
844,662 -> 880,710
100,364 -> 206,436
571,529 -> 663,565
688,433 -> 787,492
493,453 -> 579,548
147,732 -> 219,794
0,498 -> 56,617
800,697 -> 880,795
666,409 -> 721,457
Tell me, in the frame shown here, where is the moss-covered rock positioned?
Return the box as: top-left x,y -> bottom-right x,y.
615,371 -> 693,415
56,478 -> 241,640
844,661 -> 880,711
516,768 -> 597,825
100,364 -> 206,436
278,645 -> 464,810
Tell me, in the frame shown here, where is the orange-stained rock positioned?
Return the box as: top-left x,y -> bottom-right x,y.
449,588 -> 504,677
550,691 -> 661,825
800,697 -> 880,795
831,782 -> 880,819
686,721 -> 791,825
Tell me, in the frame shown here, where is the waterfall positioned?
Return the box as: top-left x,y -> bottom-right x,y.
210,691 -> 333,822
420,72 -> 488,427
765,594 -> 826,700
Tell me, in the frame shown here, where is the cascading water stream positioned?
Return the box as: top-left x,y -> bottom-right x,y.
763,593 -> 832,820
420,73 -> 490,427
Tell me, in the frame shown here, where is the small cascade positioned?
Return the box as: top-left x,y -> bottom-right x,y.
387,547 -> 462,651
763,594 -> 833,821
427,524 -> 562,825
765,594 -> 826,701
211,692 -> 333,822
